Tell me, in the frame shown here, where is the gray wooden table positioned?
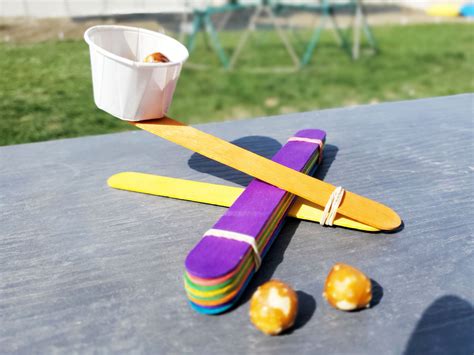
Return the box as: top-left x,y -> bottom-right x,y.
1,94 -> 473,354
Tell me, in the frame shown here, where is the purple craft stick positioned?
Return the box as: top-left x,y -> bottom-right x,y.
185,129 -> 326,279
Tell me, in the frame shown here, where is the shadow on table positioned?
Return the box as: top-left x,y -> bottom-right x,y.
346,278 -> 384,313
188,136 -> 282,186
369,279 -> 384,308
188,135 -> 338,186
403,295 -> 474,355
286,291 -> 317,334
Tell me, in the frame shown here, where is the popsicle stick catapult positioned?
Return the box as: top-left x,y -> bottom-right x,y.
85,25 -> 400,313
84,25 -> 400,230
130,117 -> 400,231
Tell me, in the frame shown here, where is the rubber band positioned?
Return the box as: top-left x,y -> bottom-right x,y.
320,186 -> 345,226
204,229 -> 261,270
287,137 -> 324,163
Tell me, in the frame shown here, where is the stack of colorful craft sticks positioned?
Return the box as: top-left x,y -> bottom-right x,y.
184,129 -> 326,314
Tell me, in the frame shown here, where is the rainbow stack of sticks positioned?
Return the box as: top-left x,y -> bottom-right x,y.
184,129 -> 326,314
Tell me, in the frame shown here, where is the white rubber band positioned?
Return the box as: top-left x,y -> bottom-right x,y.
204,228 -> 262,270
320,186 -> 345,226
287,137 -> 323,145
287,137 -> 324,162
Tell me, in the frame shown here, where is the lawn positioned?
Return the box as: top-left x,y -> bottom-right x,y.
0,23 -> 473,146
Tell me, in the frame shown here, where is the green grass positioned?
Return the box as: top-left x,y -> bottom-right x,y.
0,23 -> 473,146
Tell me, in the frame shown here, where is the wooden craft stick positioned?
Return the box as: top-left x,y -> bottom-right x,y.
107,172 -> 378,232
185,129 -> 325,279
132,118 -> 401,231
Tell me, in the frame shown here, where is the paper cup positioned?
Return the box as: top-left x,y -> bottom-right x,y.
84,25 -> 189,121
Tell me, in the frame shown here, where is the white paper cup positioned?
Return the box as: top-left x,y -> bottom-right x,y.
84,25 -> 189,121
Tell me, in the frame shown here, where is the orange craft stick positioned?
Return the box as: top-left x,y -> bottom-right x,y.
132,117 -> 401,231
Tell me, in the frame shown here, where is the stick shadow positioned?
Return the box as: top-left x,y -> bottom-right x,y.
188,135 -> 338,186
188,136 -> 282,186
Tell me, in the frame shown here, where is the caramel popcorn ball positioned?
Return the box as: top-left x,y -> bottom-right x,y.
249,280 -> 298,335
144,52 -> 170,63
323,263 -> 372,311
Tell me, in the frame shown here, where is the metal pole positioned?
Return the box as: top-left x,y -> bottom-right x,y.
352,0 -> 362,60
228,5 -> 262,69
264,5 -> 299,68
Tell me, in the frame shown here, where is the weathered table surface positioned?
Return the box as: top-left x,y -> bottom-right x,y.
1,94 -> 473,354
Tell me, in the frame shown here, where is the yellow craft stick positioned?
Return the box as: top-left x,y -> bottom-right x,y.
108,172 -> 379,232
131,118 -> 401,230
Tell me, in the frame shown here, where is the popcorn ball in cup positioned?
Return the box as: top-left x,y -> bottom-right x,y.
84,25 -> 189,121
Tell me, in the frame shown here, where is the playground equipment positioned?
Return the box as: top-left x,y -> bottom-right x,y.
184,0 -> 377,69
276,0 -> 377,64
184,1 -> 299,69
